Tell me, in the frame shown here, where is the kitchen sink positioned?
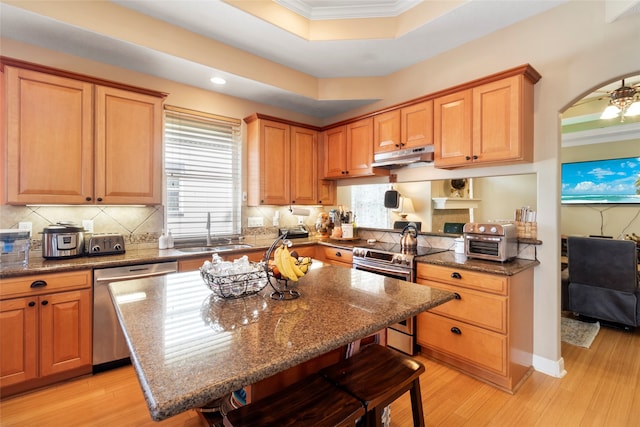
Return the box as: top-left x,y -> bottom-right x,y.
177,244 -> 253,253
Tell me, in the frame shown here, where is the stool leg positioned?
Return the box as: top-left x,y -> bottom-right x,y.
410,378 -> 425,427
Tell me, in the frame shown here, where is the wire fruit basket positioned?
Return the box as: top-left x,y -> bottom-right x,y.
200,261 -> 268,299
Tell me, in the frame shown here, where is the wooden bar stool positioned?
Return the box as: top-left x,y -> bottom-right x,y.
225,373 -> 365,427
320,344 -> 426,427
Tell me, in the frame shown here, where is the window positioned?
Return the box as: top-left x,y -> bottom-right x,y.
164,106 -> 242,239
350,184 -> 391,228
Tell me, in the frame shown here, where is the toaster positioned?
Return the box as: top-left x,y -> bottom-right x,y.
85,233 -> 126,256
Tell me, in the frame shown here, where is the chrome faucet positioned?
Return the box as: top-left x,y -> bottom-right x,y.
206,212 -> 211,246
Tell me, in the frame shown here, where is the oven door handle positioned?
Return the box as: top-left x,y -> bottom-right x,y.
353,263 -> 412,280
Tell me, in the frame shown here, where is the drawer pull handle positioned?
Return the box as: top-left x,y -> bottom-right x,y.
41,300 -> 49,306
28,301 -> 36,307
450,327 -> 462,335
451,272 -> 462,279
335,252 -> 342,257
30,280 -> 48,288
454,293 -> 461,300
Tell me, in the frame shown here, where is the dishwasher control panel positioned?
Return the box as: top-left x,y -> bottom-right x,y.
86,233 -> 125,256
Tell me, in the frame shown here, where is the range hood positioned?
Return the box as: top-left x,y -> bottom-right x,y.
371,145 -> 434,168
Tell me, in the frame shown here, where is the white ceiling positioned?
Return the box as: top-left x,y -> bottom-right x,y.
0,0 -> 599,118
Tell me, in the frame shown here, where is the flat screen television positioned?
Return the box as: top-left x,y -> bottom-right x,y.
561,156 -> 640,204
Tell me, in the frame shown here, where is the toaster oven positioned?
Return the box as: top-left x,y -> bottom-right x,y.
463,223 -> 518,262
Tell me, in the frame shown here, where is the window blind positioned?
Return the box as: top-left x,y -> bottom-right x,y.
164,107 -> 242,239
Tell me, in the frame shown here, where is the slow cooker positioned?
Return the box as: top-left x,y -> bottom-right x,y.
41,223 -> 85,259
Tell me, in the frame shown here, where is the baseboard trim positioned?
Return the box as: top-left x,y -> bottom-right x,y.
532,354 -> 566,378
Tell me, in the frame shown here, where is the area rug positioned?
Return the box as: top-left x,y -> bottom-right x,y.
561,316 -> 600,348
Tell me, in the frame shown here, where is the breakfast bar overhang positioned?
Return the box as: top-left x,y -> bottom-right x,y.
108,264 -> 454,421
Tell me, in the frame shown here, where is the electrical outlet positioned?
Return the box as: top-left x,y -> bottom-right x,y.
82,219 -> 94,233
18,222 -> 32,235
297,216 -> 304,225
247,217 -> 264,228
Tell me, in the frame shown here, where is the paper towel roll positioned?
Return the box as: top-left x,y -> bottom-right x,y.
290,207 -> 310,216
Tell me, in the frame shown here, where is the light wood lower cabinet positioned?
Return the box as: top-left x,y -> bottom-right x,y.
416,263 -> 533,393
315,246 -> 353,268
178,245 -> 316,272
0,270 -> 92,397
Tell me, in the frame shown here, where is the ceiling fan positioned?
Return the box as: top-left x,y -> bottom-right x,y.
569,78 -> 640,123
598,79 -> 640,122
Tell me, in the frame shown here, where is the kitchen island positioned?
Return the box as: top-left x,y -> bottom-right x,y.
108,264 -> 454,421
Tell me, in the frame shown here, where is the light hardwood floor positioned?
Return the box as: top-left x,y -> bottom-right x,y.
1,324 -> 638,426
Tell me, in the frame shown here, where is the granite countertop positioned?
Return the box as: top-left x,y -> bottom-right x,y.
108,264 -> 455,421
417,251 -> 540,275
0,237 -> 319,279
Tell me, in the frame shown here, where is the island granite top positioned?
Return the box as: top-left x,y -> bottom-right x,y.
108,264 -> 454,421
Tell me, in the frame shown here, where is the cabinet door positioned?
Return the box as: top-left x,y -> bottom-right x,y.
0,298 -> 38,387
317,179 -> 336,205
257,120 -> 290,205
345,118 -> 374,177
434,90 -> 472,168
95,86 -> 163,205
6,67 -> 94,204
290,126 -> 317,205
373,109 -> 400,153
323,126 -> 347,178
401,100 -> 433,148
472,76 -> 526,164
39,290 -> 92,377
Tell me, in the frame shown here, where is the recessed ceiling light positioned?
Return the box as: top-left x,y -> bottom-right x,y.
210,77 -> 226,85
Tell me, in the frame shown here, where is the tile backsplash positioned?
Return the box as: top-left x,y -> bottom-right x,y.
0,205 -> 163,251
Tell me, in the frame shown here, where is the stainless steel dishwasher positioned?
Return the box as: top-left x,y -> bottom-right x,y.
93,261 -> 178,372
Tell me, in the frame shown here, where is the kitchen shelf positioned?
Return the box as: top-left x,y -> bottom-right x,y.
432,197 -> 481,209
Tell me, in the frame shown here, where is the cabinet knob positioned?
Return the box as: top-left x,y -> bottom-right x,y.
97,197 -> 103,202
454,292 -> 461,300
318,200 -> 322,204
28,301 -> 36,307
451,272 -> 462,279
335,252 -> 342,257
450,326 -> 462,335
465,156 -> 471,161
292,200 -> 296,204
85,196 -> 92,202
472,155 -> 478,160
30,280 -> 48,288
395,143 -> 400,147
41,300 -> 49,306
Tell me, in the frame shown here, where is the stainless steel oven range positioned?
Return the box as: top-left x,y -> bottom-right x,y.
352,242 -> 448,355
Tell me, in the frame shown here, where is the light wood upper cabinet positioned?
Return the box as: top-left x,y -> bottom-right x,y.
374,100 -> 433,154
323,118 -> 389,179
373,109 -> 400,153
434,71 -> 537,169
94,86 -> 163,204
6,67 -> 94,204
247,118 -> 290,206
290,126 -> 318,205
246,114 -> 331,206
4,62 -> 165,205
434,90 -> 472,167
401,100 -> 433,148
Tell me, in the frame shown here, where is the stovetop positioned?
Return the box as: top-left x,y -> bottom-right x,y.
353,242 -> 448,258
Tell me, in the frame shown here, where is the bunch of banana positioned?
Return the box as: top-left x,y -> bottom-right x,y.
272,245 -> 312,282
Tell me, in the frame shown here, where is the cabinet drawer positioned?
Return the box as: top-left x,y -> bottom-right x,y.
420,279 -> 507,334
417,263 -> 507,295
417,311 -> 507,376
319,247 -> 353,264
0,270 -> 92,300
